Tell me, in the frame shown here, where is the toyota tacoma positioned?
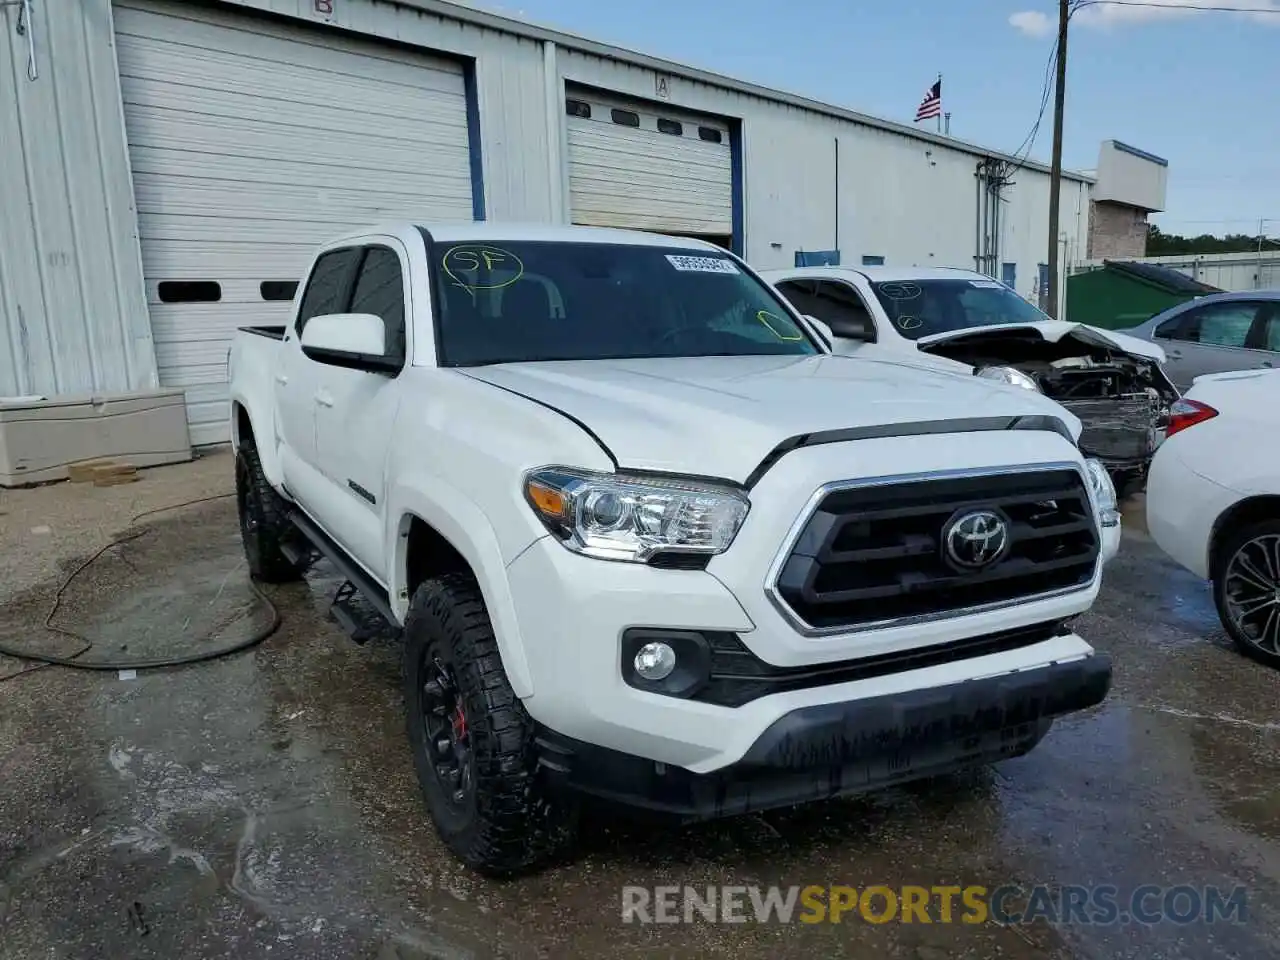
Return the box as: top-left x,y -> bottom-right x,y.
228,223 -> 1119,875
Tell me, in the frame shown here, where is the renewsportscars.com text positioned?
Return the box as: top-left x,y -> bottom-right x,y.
621,884 -> 1248,926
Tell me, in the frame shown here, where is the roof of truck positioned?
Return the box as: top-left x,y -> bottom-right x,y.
326,221 -> 727,251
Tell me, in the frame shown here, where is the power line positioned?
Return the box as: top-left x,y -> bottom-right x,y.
1071,1 -> 1280,16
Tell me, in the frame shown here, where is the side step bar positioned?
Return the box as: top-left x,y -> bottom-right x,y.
287,510 -> 398,628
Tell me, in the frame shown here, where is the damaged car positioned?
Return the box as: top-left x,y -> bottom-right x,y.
763,266 -> 1179,493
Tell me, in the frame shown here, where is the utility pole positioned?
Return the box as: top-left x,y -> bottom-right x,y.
1046,0 -> 1069,319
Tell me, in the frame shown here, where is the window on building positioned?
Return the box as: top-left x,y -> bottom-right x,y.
565,99 -> 591,119
260,281 -> 299,302
297,247 -> 361,332
611,108 -> 640,127
861,255 -> 885,266
657,118 -> 683,136
157,281 -> 221,303
350,247 -> 407,360
698,126 -> 723,143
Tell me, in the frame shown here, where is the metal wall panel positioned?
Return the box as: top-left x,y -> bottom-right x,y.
557,47 -> 1092,285
0,0 -> 153,399
565,89 -> 732,238
217,0 -> 556,224
115,0 -> 474,443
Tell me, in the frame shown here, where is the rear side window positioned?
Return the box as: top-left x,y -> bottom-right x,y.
350,247 -> 407,360
297,248 -> 361,332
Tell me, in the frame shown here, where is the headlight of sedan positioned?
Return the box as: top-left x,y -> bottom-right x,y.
1084,458 -> 1121,528
976,365 -> 1041,393
524,467 -> 750,563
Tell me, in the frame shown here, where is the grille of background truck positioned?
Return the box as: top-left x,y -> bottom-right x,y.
772,469 -> 1100,632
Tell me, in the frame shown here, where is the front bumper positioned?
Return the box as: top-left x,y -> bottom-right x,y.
536,652 -> 1112,819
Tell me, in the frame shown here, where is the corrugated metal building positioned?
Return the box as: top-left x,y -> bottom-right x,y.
2,0 -> 1098,444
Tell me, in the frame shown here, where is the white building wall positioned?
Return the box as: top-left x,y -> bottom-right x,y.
0,0 -> 154,399
1,0 -> 1095,409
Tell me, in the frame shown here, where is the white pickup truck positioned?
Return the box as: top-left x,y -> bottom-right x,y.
228,222 -> 1120,876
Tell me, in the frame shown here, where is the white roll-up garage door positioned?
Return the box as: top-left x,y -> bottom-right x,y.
565,90 -> 733,244
115,0 -> 476,444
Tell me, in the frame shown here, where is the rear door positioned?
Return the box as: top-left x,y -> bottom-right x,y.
1154,300 -> 1273,390
277,247 -> 361,504
312,243 -> 411,581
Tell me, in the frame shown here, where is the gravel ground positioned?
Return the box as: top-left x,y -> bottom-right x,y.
1,455 -> 1278,959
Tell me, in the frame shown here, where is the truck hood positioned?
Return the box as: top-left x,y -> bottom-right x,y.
917,321 -> 1166,363
464,354 -> 1080,483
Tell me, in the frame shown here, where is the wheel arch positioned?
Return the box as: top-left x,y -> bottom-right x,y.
1209,495 -> 1280,580
389,484 -> 535,699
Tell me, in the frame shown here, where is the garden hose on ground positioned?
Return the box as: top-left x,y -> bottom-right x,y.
0,494 -> 281,682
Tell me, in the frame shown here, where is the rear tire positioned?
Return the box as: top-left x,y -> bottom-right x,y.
1212,518 -> 1280,669
235,442 -> 306,583
402,573 -> 575,876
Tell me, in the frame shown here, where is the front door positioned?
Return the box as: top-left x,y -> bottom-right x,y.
313,244 -> 410,582
1155,300 -> 1275,390
276,247 -> 362,504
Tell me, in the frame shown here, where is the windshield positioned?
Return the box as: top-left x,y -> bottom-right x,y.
429,241 -> 820,365
869,278 -> 1051,341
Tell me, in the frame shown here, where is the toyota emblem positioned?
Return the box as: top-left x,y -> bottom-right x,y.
943,509 -> 1010,570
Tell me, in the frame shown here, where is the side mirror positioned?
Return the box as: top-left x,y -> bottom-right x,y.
300,313 -> 399,373
804,315 -> 834,345
826,311 -> 877,343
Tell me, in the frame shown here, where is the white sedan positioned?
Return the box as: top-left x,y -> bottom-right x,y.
1145,369 -> 1280,667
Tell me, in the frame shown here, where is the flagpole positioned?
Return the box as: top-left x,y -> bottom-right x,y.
936,74 -> 942,134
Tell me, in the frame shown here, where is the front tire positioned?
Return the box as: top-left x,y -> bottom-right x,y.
235,443 -> 305,583
1213,518 -> 1280,669
402,573 -> 575,875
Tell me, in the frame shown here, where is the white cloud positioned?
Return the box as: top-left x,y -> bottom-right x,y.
1009,10 -> 1054,36
1010,1 -> 1280,35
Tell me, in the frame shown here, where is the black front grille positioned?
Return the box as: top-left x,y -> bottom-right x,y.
774,469 -> 1099,631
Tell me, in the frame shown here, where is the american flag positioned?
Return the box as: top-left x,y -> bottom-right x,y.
915,79 -> 942,122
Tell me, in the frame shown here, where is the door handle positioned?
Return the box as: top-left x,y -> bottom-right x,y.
1263,360 -> 1274,368
1166,349 -> 1182,359
315,391 -> 334,408
275,374 -> 289,385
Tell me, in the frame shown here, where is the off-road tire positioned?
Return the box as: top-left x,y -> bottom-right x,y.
235,443 -> 306,583
1212,518 -> 1280,669
403,573 -> 575,876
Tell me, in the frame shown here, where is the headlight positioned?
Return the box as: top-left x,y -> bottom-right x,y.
1084,458 -> 1121,528
523,467 -> 750,563
976,365 -> 1041,393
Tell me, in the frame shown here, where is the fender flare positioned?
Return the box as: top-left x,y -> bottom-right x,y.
229,392 -> 285,491
386,479 -> 536,699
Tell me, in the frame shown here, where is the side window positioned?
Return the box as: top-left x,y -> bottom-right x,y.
350,247 -> 407,359
774,279 -> 818,316
1172,303 -> 1261,348
810,280 -> 878,340
297,248 -> 361,333
1263,306 -> 1280,352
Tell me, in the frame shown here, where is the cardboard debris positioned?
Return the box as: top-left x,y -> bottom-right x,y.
91,463 -> 138,487
68,460 -> 115,483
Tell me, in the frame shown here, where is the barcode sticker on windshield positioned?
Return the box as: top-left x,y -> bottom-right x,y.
666,255 -> 739,274
969,280 -> 1002,289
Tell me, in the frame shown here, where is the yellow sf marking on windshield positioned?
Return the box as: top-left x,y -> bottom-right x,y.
757,310 -> 804,341
442,245 -> 526,291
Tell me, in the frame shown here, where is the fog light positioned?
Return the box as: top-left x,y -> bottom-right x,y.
634,642 -> 677,681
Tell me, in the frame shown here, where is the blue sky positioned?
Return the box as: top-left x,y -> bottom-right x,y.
475,0 -> 1280,238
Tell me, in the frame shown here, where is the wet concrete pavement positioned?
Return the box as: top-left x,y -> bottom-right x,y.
2,456 -> 1278,959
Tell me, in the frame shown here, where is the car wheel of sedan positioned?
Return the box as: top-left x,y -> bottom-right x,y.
1213,519 -> 1280,669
